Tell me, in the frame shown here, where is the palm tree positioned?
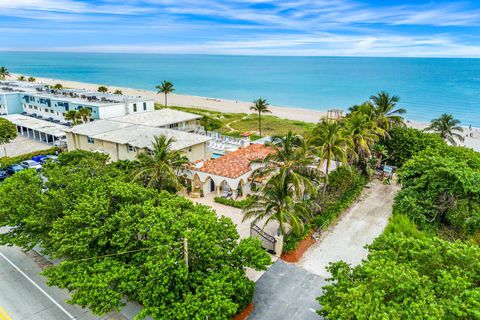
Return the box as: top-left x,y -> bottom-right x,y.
53,83 -> 63,90
64,110 -> 81,125
0,67 -> 10,80
133,135 -> 190,192
98,86 -> 108,93
156,81 -> 175,107
199,115 -> 221,134
369,91 -> 406,129
78,108 -> 92,123
243,169 -> 312,236
343,112 -> 387,164
17,75 -> 26,81
250,98 -> 271,136
425,114 -> 464,146
113,89 -> 123,95
27,76 -> 36,83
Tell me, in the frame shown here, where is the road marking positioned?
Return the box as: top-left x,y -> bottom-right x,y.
0,306 -> 12,320
0,253 -> 76,320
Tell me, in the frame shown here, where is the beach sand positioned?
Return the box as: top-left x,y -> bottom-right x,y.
7,73 -> 480,152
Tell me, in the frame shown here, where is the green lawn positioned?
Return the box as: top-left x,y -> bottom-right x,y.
158,104 -> 315,139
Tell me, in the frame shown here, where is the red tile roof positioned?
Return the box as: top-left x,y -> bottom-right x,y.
192,144 -> 273,179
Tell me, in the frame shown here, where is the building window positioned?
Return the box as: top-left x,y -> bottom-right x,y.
133,104 -> 137,112
87,137 -> 95,144
169,123 -> 179,129
34,106 -> 38,110
29,105 -> 32,109
128,145 -> 136,152
143,102 -> 147,111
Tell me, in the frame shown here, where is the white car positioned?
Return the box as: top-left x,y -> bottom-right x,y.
21,160 -> 42,172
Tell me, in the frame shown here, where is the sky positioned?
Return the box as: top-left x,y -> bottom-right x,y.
1,0 -> 480,57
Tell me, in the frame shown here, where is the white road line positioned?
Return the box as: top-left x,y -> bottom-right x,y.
0,253 -> 76,320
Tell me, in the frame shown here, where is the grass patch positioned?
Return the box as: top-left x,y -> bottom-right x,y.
158,104 -> 315,138
214,196 -> 255,209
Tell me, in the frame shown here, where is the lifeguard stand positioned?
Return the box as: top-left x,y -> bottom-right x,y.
327,109 -> 344,120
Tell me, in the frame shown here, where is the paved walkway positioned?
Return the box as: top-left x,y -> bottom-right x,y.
251,180 -> 399,319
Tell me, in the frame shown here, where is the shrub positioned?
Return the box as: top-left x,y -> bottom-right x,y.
214,196 -> 254,209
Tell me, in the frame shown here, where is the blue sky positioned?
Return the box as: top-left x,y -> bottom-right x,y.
1,0 -> 480,57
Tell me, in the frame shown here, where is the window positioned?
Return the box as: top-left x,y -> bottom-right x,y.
128,145 -> 136,152
29,105 -> 32,109
87,137 -> 94,144
169,123 -> 179,129
143,102 -> 147,111
34,106 -> 38,110
51,109 -> 55,113
133,104 -> 137,112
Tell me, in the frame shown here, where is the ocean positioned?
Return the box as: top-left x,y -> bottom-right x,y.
1,52 -> 479,126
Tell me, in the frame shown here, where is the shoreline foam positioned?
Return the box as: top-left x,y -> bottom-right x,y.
7,73 -> 480,151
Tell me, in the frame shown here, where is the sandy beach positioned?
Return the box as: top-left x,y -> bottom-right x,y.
7,73 -> 480,152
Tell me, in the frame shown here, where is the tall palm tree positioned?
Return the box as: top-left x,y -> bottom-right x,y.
27,76 -> 36,83
64,110 -> 81,125
133,136 -> 189,192
369,91 -> 406,129
78,108 -> 92,123
425,113 -> 464,146
98,86 -> 108,93
250,98 -> 271,136
0,67 -> 10,80
311,119 -> 352,177
156,81 -> 175,107
243,169 -> 312,236
343,112 -> 387,164
17,75 -> 26,81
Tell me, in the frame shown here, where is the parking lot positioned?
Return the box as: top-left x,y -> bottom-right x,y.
0,136 -> 51,158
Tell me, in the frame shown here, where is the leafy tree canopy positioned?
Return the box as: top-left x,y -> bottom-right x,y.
319,232 -> 480,319
0,150 -> 270,319
0,117 -> 17,144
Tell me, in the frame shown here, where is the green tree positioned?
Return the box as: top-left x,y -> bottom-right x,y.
97,86 -> 108,93
113,89 -> 122,95
27,76 -> 36,82
425,113 -> 464,146
244,169 -> 312,236
17,75 -> 26,81
133,135 -> 190,192
200,115 -> 222,134
53,83 -> 63,90
78,107 -> 92,123
0,66 -> 10,80
369,91 -> 406,129
0,118 -> 18,144
156,81 -> 175,107
250,98 -> 271,136
318,233 -> 480,319
0,150 -> 270,318
64,110 -> 81,125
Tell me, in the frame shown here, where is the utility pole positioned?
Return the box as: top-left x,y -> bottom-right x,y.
183,237 -> 189,270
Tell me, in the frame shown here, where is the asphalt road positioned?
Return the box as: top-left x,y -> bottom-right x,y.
0,245 -> 101,320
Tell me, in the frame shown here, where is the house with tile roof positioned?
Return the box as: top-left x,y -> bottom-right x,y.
187,144 -> 274,197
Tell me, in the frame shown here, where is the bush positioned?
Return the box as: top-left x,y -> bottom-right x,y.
214,196 -> 254,209
0,148 -> 58,168
383,126 -> 445,167
384,214 -> 424,239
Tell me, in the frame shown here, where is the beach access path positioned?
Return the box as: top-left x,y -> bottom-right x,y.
249,180 -> 399,319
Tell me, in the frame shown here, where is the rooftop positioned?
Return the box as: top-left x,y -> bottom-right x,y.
192,144 -> 273,178
1,114 -> 67,137
110,109 -> 202,127
67,119 -> 212,150
0,81 -> 151,106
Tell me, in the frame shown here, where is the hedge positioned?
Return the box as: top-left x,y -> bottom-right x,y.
0,147 -> 58,168
214,196 -> 254,209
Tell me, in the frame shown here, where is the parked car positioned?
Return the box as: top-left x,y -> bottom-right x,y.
39,155 -> 58,164
0,170 -> 7,180
6,164 -> 25,175
32,155 -> 48,163
21,160 -> 42,171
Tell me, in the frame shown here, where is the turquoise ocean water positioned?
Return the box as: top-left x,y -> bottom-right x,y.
1,52 -> 479,126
